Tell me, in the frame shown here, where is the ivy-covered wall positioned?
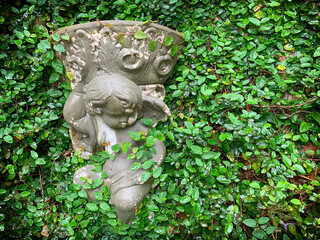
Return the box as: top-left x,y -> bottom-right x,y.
1,0 -> 320,239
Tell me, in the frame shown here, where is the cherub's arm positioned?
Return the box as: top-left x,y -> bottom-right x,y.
151,139 -> 166,168
63,91 -> 89,134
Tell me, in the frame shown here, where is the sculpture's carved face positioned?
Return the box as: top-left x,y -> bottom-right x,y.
84,74 -> 143,129
100,97 -> 140,129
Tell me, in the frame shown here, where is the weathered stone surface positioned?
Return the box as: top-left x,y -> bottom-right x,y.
55,20 -> 183,224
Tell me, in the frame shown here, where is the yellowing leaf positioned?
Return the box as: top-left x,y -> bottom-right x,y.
254,10 -> 262,19
254,4 -> 262,12
284,44 -> 295,51
116,33 -> 125,45
104,22 -> 112,28
242,152 -> 248,160
66,71 -> 73,81
277,65 -> 286,70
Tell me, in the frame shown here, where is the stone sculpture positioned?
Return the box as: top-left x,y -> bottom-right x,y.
55,20 -> 183,223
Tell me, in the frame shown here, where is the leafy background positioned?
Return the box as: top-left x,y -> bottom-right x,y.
1,0 -> 320,239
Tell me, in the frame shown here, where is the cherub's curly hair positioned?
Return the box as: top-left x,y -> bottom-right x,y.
84,74 -> 142,115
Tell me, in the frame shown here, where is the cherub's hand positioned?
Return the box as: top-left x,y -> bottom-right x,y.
126,169 -> 142,184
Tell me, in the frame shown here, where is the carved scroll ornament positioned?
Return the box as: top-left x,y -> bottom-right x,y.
55,21 -> 183,224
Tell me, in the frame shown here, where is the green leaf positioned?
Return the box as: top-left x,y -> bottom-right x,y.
250,182 -> 260,189
228,112 -> 242,125
300,122 -> 310,133
167,132 -> 175,141
100,202 -> 110,211
165,36 -> 174,46
266,226 -> 275,234
3,135 -> 13,143
268,1 -> 280,6
183,30 -> 191,41
291,199 -> 301,205
260,23 -> 273,31
20,191 -> 30,198
86,203 -> 98,211
107,212 -> 117,218
258,217 -> 270,225
216,175 -> 231,184
131,162 -> 141,171
38,39 -> 51,52
153,167 -> 162,178
107,219 -> 117,226
128,131 -> 141,141
67,225 -> 74,236
140,118 -> 153,126
31,151 -> 38,159
224,222 -> 233,235
27,206 -> 37,212
190,145 -> 203,155
282,155 -> 292,168
219,132 -> 233,141
149,40 -> 157,52
52,33 -> 60,42
193,203 -> 201,216
243,219 -> 257,228
35,158 -> 46,165
91,178 -> 104,188
172,90 -> 183,97
249,17 -> 261,26
94,191 -> 103,200
111,144 -> 120,153
314,47 -> 320,57
300,133 -> 309,143
202,151 -> 221,160
61,34 -> 70,40
180,195 -> 191,204
171,45 -> 179,57
81,220 -> 90,228
141,171 -> 151,183
52,59 -> 64,74
310,112 -> 320,124
78,189 -> 88,198
121,142 -> 131,153
253,229 -> 267,239
146,136 -> 155,147
292,164 -> 306,174
142,160 -> 154,169
192,187 -> 199,201
275,25 -> 282,32
53,44 -> 65,52
134,30 -> 147,39
49,72 -> 60,83
155,132 -> 165,141
195,158 -> 203,167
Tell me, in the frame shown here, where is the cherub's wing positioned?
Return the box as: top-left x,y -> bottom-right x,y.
140,96 -> 171,125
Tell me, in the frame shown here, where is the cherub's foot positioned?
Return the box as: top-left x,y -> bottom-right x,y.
111,183 -> 152,224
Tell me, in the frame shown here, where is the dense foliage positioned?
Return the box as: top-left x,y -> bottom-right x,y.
1,0 -> 320,239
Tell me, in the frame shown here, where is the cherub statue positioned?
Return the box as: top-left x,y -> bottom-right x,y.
66,73 -> 169,223
56,20 -> 183,224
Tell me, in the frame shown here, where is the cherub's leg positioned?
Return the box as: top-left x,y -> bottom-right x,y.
73,165 -> 103,201
112,183 -> 152,224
